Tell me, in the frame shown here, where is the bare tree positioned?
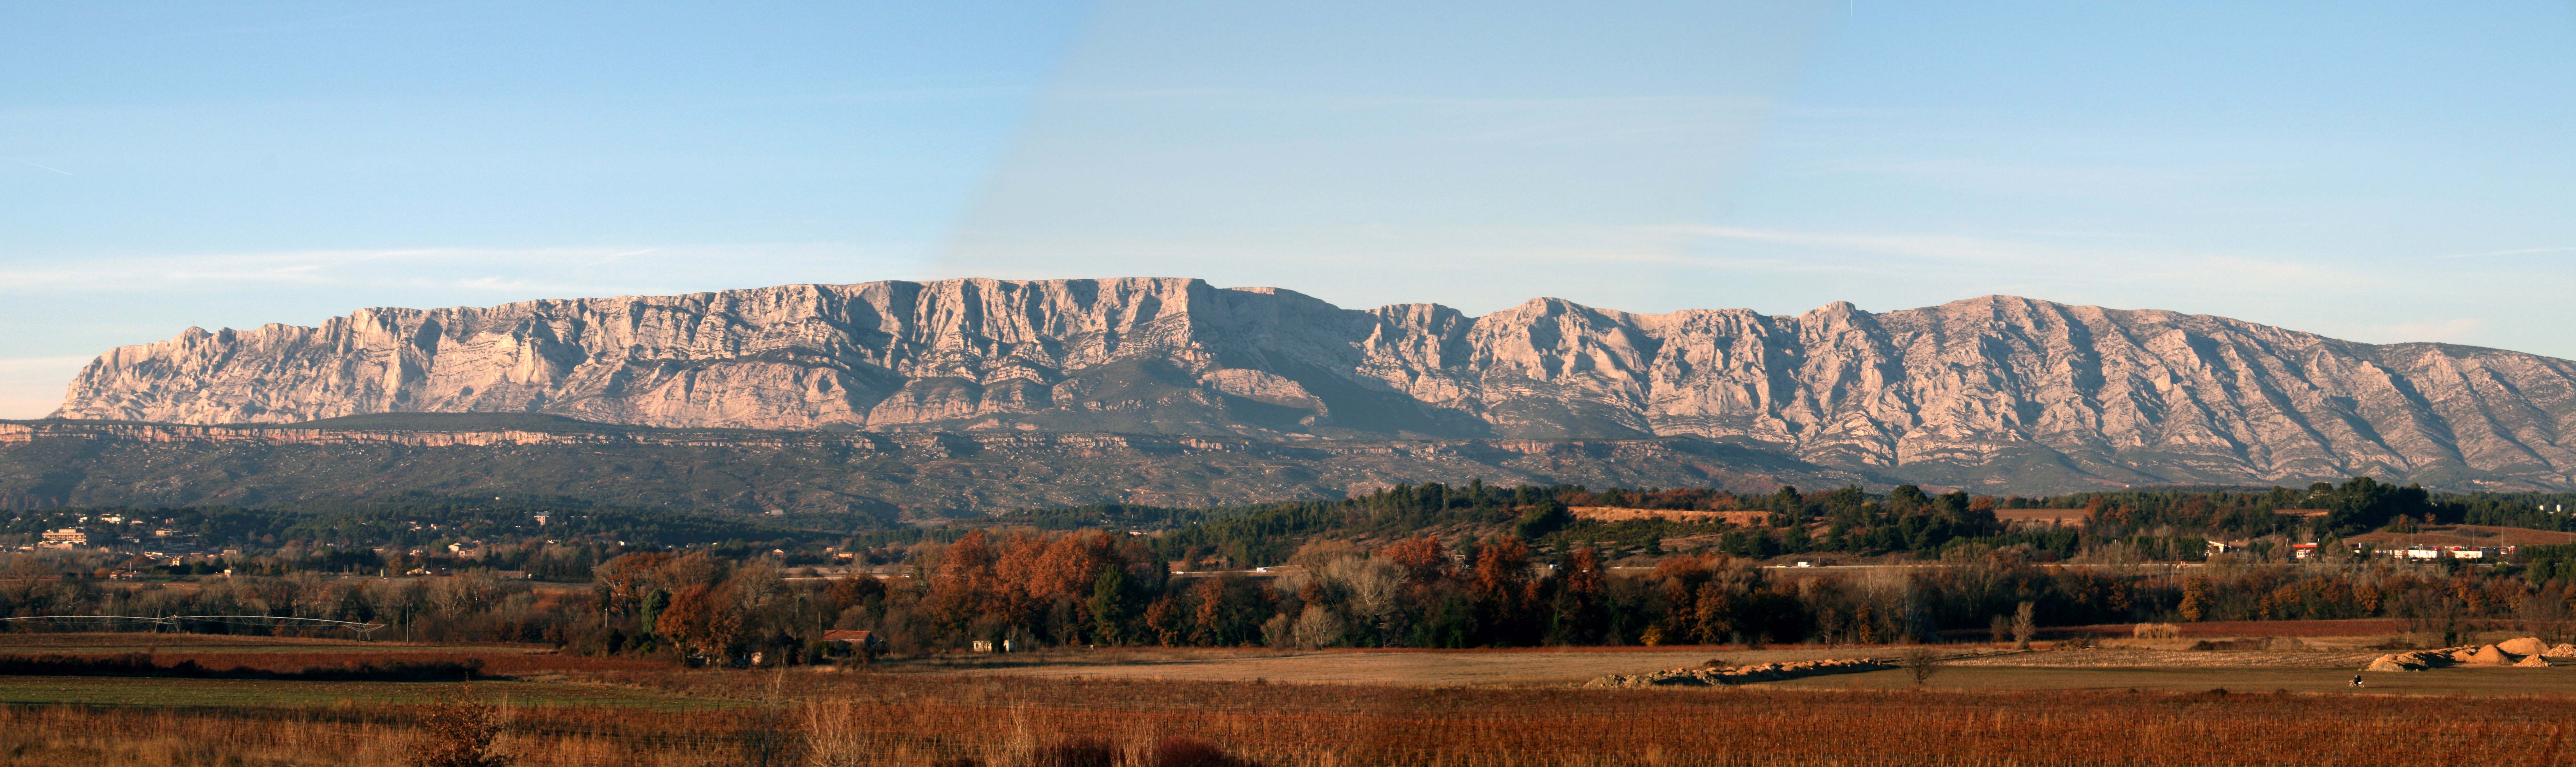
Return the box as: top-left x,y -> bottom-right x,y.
2396,587 -> 2465,647
1900,645 -> 1941,687
801,699 -> 869,767
2012,601 -> 2036,650
729,672 -> 802,767
2521,591 -> 2573,646
1291,604 -> 1345,649
1321,555 -> 1402,640
1260,612 -> 1294,649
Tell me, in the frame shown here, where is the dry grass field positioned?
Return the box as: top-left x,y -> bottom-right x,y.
0,674 -> 708,709
1753,660 -> 2576,696
0,629 -> 2571,765
911,644 -> 2576,699
917,646 -> 1863,687
0,631 -> 667,676
2,670 -> 2573,766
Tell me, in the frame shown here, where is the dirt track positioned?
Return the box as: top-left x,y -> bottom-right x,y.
1945,648 -> 2380,668
910,647 -> 1864,687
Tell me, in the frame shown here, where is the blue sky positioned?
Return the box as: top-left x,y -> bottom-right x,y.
4,1 -> 2574,418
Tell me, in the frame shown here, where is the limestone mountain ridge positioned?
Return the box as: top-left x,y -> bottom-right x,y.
51,277 -> 2576,492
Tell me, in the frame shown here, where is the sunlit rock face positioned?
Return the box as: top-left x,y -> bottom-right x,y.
55,277 -> 2576,490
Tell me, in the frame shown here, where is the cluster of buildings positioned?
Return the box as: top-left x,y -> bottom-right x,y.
2367,544 -> 2514,561
23,515 -> 224,573
27,514 -> 195,553
10,513 -> 530,581
2206,539 -> 2517,563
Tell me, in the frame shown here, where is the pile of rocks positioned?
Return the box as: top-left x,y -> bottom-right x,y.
2364,637 -> 2562,672
1587,658 -> 1889,689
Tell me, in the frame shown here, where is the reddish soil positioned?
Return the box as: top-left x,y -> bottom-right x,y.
1570,507 -> 1768,525
1992,508 -> 2091,526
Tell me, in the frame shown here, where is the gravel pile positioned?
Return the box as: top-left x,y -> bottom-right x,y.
2365,637 -> 2559,671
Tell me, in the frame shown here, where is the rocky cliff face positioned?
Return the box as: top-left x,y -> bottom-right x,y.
54,277 -> 2576,491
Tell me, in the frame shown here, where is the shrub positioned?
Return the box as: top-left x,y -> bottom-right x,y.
1899,646 -> 1940,687
1028,738 -> 1119,767
1145,736 -> 1262,767
734,704 -> 800,767
410,689 -> 510,767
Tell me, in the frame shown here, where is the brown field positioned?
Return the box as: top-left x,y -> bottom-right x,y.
1568,506 -> 1768,525
1755,662 -> 2576,696
1991,508 -> 2092,526
914,645 -> 1866,687
2349,524 -> 2576,549
2,670 -> 2575,765
0,632 -> 665,676
2080,618 -> 2411,638
0,630 -> 2574,765
910,641 -> 2576,694
1945,648 -> 2380,668
0,674 -> 714,709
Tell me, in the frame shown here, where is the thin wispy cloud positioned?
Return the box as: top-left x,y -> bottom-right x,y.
2441,246 -> 2576,259
1051,89 -> 1772,148
0,244 -> 908,296
11,158 -> 74,176
2368,317 -> 2489,344
127,7 -> 443,42
0,357 -> 93,373
1801,156 -> 2272,196
1675,225 -> 2053,265
1661,225 -> 2381,306
2125,256 -> 2353,291
804,85 -> 1030,104
1667,224 -> 2275,275
0,357 -> 93,420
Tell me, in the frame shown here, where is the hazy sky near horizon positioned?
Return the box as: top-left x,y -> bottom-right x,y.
4,2 -> 2575,418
